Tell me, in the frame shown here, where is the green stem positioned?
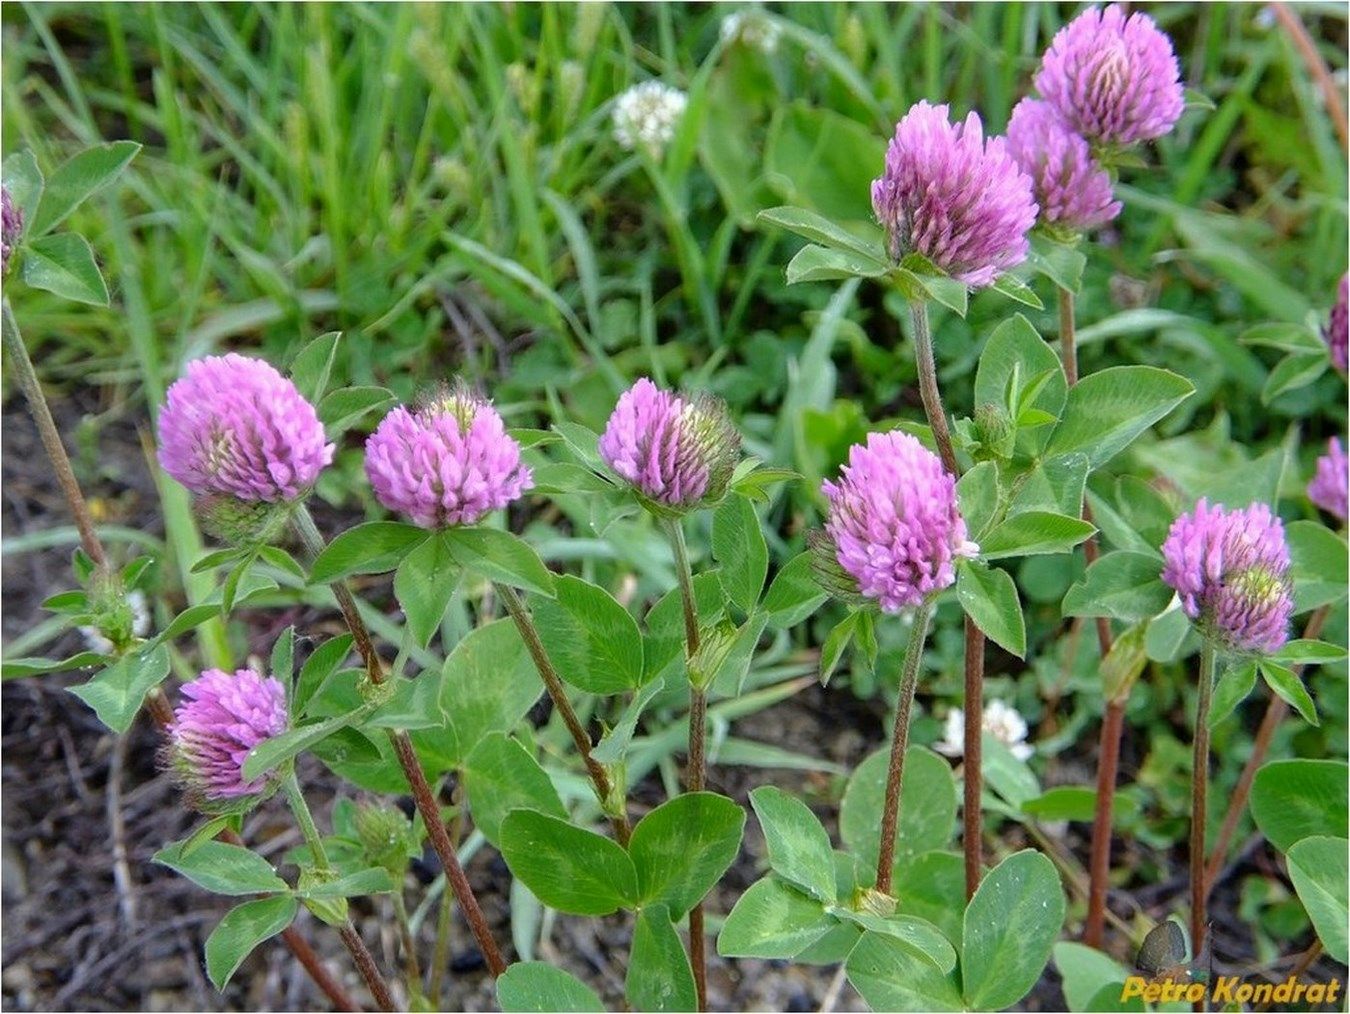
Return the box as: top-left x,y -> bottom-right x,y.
664,516 -> 708,1011
909,299 -> 957,476
1190,639 -> 1218,971
391,889 -> 422,988
875,599 -> 934,895
282,766 -> 331,871
428,802 -> 463,1006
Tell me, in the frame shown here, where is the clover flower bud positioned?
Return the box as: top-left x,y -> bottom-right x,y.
871,101 -> 1038,289
720,9 -> 781,53
818,431 -> 977,614
936,699 -> 1034,762
2,186 -> 21,275
1324,275 -> 1348,372
364,384 -> 532,530
612,82 -> 688,155
1308,437 -> 1348,523
1161,499 -> 1293,655
354,804 -> 415,875
1006,98 -> 1121,235
169,668 -> 288,803
1033,4 -> 1184,147
158,354 -> 334,504
598,378 -> 741,512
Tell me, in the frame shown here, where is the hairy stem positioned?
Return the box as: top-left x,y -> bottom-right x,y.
908,298 -> 984,900
876,599 -> 934,895
1204,605 -> 1329,895
496,582 -> 631,845
666,517 -> 709,1011
291,505 -> 508,978
338,924 -> 397,1013
1190,640 -> 1218,969
1057,284 -> 1079,387
2,298 -> 107,568
428,803 -> 463,1006
391,890 -> 422,988
909,299 -> 957,476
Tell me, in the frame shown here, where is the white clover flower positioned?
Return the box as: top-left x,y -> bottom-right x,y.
612,81 -> 688,154
936,699 -> 1033,762
720,9 -> 781,54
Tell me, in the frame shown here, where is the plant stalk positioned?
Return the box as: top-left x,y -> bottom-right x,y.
908,298 -> 984,900
1063,280 -> 1128,948
1203,605 -> 1329,895
428,803 -> 463,1006
2,298 -> 108,569
291,505 -> 508,978
875,599 -> 934,895
495,582 -> 632,845
1190,640 -> 1218,971
666,517 -> 709,1012
283,768 -> 397,1012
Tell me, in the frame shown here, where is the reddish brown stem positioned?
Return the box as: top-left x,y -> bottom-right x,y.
1271,3 -> 1349,154
496,583 -> 631,845
962,616 -> 985,900
292,506 -> 509,978
338,924 -> 396,1012
1084,698 -> 1126,949
1190,642 -> 1217,977
1203,606 -> 1329,894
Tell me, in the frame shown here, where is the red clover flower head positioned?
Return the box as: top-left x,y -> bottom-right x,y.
1161,499 -> 1293,655
1034,4 -> 1184,147
1006,98 -> 1121,234
1325,275 -> 1348,372
364,385 -> 532,529
871,101 -> 1038,289
170,668 -> 288,802
1308,437 -> 1348,523
598,378 -> 741,511
818,431 -> 977,613
158,354 -> 334,503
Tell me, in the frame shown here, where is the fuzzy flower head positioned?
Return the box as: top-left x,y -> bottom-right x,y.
1006,98 -> 1121,234
936,700 -> 1034,762
598,379 -> 740,513
2,186 -> 21,275
818,431 -> 977,613
1308,437 -> 1348,523
1034,4 -> 1184,147
170,668 -> 288,803
158,354 -> 334,504
1161,499 -> 1293,655
720,9 -> 781,53
871,101 -> 1038,288
1324,275 -> 1348,372
364,385 -> 532,530
612,81 -> 688,155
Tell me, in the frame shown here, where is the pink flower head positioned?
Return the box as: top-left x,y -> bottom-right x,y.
2,186 -> 21,275
1034,4 -> 1184,147
1308,437 -> 1348,523
364,385 -> 532,529
170,668 -> 288,801
871,101 -> 1038,289
598,379 -> 740,511
1006,98 -> 1121,234
1161,499 -> 1293,654
1324,275 -> 1348,372
819,431 -> 976,613
158,354 -> 334,503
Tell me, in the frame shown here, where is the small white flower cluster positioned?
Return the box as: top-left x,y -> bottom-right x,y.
79,590 -> 151,654
936,699 -> 1034,761
719,9 -> 781,54
612,81 -> 688,154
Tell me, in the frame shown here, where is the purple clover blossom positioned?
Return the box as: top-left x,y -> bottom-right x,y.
1308,437 -> 1348,523
170,668 -> 288,801
364,385 -> 532,529
1324,275 -> 1348,372
871,101 -> 1038,289
2,186 -> 21,275
1034,4 -> 1184,148
818,431 -> 977,613
1161,499 -> 1293,655
1006,98 -> 1121,234
158,354 -> 334,503
598,378 -> 740,511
